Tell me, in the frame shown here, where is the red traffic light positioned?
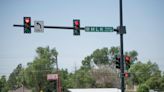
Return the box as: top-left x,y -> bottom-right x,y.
25,18 -> 30,23
24,17 -> 31,33
124,72 -> 129,78
125,56 -> 130,62
74,20 -> 80,30
125,56 -> 131,70
75,20 -> 79,25
73,19 -> 80,35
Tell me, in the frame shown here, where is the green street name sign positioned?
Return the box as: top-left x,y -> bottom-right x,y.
85,26 -> 114,32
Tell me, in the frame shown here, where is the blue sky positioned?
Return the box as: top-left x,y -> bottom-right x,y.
0,0 -> 164,77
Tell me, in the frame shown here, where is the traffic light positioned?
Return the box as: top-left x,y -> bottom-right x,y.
73,19 -> 80,35
115,55 -> 120,69
125,56 -> 131,70
124,72 -> 130,78
24,17 -> 31,33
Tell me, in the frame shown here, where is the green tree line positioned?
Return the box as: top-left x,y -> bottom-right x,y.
0,46 -> 164,92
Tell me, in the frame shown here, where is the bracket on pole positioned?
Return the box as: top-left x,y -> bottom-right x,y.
116,26 -> 126,34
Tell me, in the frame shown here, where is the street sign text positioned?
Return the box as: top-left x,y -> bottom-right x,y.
85,26 -> 114,32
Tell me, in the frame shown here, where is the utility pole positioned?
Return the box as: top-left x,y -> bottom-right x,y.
56,55 -> 62,92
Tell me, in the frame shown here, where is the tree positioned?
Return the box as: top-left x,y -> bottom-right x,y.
145,77 -> 160,90
60,69 -> 69,92
159,74 -> 164,90
129,61 -> 161,85
81,56 -> 92,69
80,47 -> 138,88
137,83 -> 149,92
74,68 -> 95,88
90,65 -> 120,88
24,46 -> 58,92
128,61 -> 164,91
8,64 -> 23,90
81,48 -> 111,88
91,47 -> 109,66
8,46 -> 164,91
0,75 -> 8,92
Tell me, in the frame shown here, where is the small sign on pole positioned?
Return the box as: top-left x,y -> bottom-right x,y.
34,21 -> 44,32
47,74 -> 58,80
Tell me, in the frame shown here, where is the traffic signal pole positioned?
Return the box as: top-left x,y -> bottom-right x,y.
13,24 -> 85,30
13,1 -> 126,92
119,0 -> 125,92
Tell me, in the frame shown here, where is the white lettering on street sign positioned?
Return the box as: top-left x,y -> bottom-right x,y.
85,26 -> 114,32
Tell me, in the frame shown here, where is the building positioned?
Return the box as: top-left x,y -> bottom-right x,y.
68,88 -> 121,92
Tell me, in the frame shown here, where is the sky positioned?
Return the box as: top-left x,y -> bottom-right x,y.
0,0 -> 164,77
